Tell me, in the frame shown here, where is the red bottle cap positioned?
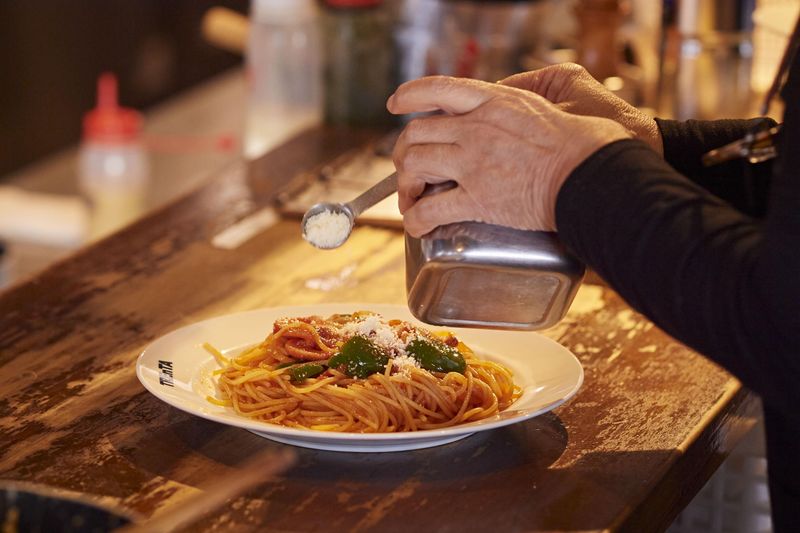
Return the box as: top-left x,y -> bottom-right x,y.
82,72 -> 142,144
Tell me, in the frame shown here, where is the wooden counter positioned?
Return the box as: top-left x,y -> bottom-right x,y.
0,127 -> 757,532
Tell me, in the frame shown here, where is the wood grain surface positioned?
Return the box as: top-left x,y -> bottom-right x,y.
0,127 -> 757,532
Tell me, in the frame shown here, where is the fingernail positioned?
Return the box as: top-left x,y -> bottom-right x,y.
386,94 -> 396,111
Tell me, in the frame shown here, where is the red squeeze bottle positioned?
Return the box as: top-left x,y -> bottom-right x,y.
78,72 -> 149,240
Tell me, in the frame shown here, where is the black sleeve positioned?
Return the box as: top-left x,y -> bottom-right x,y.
555,138 -> 800,421
655,118 -> 776,217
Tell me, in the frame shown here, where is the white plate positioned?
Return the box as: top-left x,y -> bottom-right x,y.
137,304 -> 583,452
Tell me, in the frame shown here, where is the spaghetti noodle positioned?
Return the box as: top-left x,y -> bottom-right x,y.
207,311 -> 520,433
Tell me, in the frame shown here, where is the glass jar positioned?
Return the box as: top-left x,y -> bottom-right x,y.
244,0 -> 322,158
321,0 -> 395,126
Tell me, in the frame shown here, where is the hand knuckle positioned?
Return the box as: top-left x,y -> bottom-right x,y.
395,127 -> 410,150
392,148 -> 405,171
566,63 -> 595,84
404,118 -> 425,140
486,98 -> 517,122
404,146 -> 425,170
562,62 -> 586,75
396,169 -> 413,187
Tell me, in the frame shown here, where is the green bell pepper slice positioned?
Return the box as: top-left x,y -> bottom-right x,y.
328,335 -> 389,378
287,363 -> 326,382
405,338 -> 466,374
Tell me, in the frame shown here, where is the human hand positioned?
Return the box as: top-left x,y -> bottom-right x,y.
500,63 -> 663,155
387,76 -> 631,237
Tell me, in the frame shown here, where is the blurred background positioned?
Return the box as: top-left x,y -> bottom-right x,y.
1,3 -> 797,529
4,0 -> 791,179
0,0 -> 248,178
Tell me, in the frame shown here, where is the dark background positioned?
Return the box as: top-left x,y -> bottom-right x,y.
0,0 -> 248,178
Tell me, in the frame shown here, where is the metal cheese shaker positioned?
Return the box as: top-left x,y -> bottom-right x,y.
405,221 -> 585,331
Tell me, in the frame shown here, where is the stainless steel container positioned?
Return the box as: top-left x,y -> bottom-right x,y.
405,222 -> 585,330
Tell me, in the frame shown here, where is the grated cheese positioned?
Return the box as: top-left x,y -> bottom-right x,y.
392,354 -> 421,377
340,314 -> 407,355
303,209 -> 351,248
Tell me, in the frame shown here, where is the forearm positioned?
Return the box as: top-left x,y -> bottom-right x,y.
556,139 -> 799,418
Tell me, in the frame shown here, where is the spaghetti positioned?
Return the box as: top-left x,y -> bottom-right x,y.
207,311 -> 520,433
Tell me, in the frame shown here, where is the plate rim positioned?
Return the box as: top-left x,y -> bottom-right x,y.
136,303 -> 583,444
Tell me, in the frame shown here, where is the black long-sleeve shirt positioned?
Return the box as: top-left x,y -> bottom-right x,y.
556,56 -> 800,532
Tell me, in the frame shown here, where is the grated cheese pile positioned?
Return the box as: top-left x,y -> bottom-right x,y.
303,209 -> 351,248
338,314 -> 440,377
391,354 -> 421,377
339,314 -> 407,355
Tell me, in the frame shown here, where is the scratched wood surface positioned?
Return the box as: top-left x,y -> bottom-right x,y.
0,127 -> 757,532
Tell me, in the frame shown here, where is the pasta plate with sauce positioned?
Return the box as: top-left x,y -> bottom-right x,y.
205,311 -> 521,433
136,304 -> 583,452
